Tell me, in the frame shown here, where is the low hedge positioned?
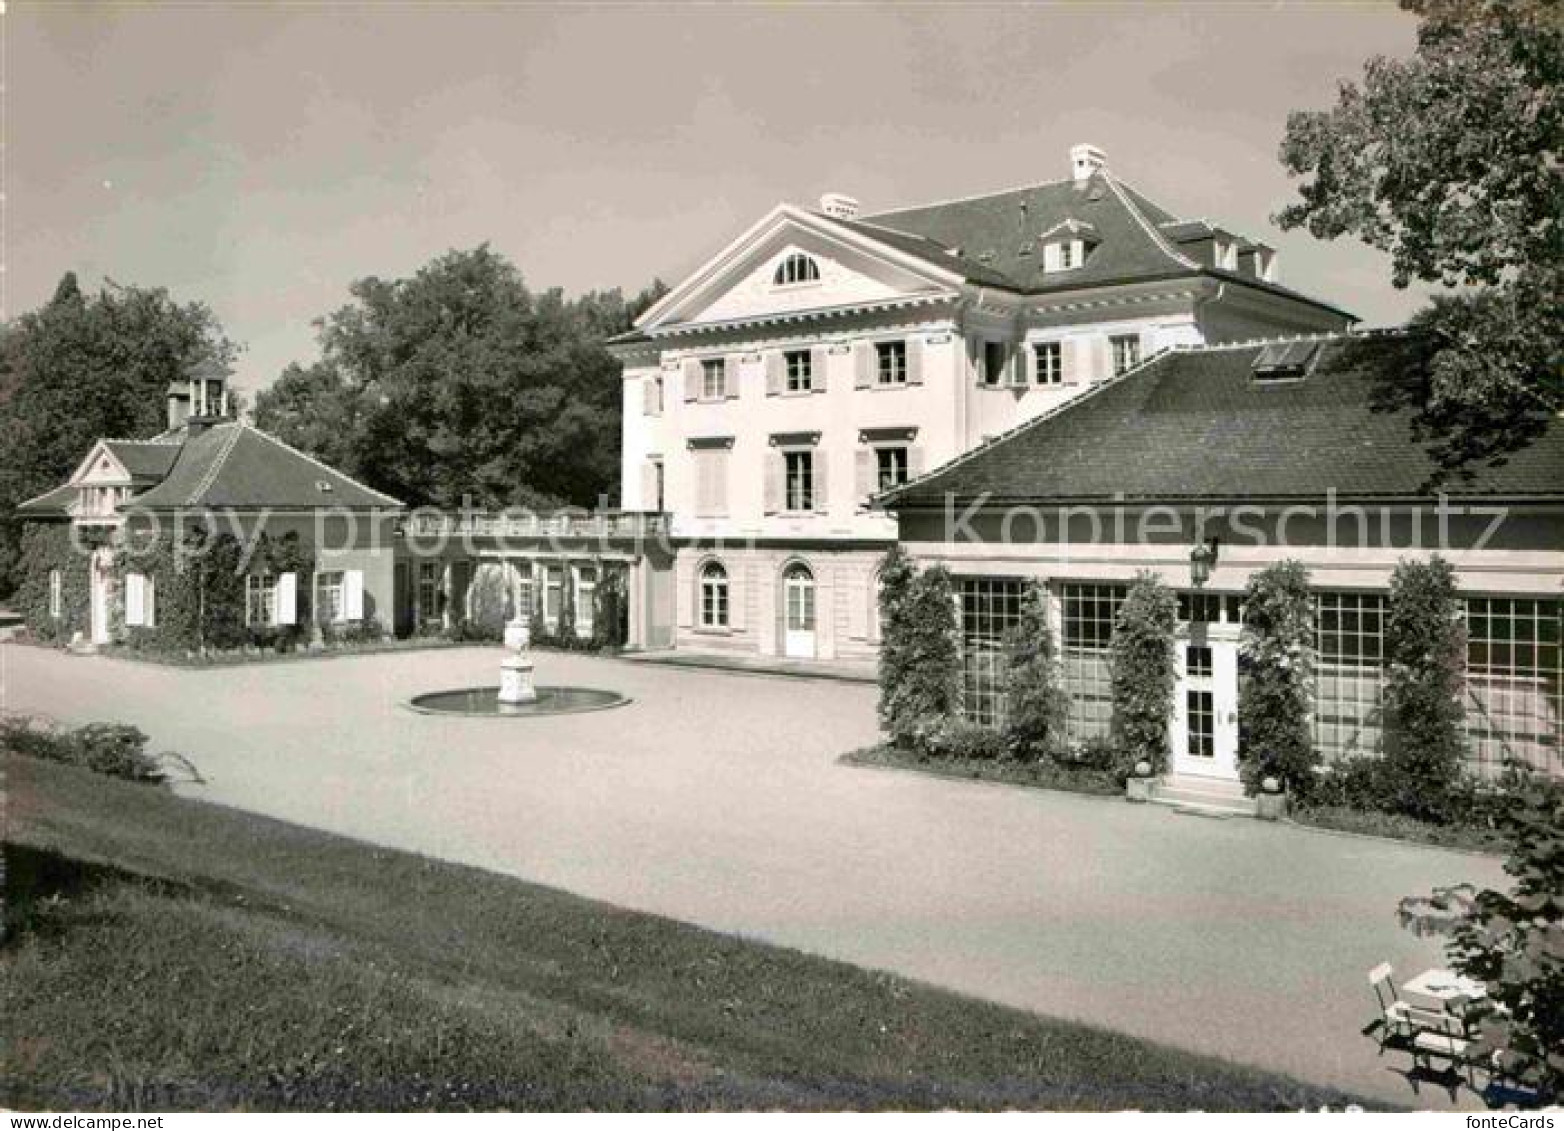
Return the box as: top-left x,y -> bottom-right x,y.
0,716 -> 169,785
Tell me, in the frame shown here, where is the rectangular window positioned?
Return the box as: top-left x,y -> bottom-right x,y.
1314,591 -> 1387,765
694,448 -> 729,518
1033,341 -> 1063,386
316,571 -> 344,624
417,562 -> 440,625
701,358 -> 727,400
981,341 -> 1008,387
785,349 -> 813,393
1059,241 -> 1075,270
784,450 -> 814,512
1111,334 -> 1142,375
246,574 -> 276,627
651,460 -> 665,512
544,566 -> 564,627
49,570 -> 62,618
701,567 -> 729,629
875,446 -> 909,492
875,340 -> 907,385
1465,596 -> 1562,779
1060,582 -> 1126,742
575,567 -> 596,637
957,578 -> 1025,728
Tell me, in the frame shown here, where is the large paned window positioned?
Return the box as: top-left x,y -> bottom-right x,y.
784,450 -> 814,512
1110,334 -> 1142,375
876,446 -> 909,492
1465,597 -> 1563,778
246,574 -> 276,626
417,562 -> 441,625
1314,592 -> 1386,763
875,341 -> 908,385
1060,582 -> 1126,742
1034,341 -> 1063,386
785,349 -> 813,392
957,579 -> 1024,728
701,358 -> 727,400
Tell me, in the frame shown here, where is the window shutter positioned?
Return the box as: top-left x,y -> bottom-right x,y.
643,375 -> 661,415
145,575 -> 156,628
682,359 -> 699,402
855,449 -> 875,500
765,352 -> 783,396
125,572 -> 144,627
676,559 -> 693,629
729,564 -> 747,632
847,576 -> 869,640
275,572 -> 297,626
853,342 -> 873,389
763,453 -> 783,514
343,570 -> 364,621
1062,339 -> 1085,385
811,347 -> 829,393
640,461 -> 658,510
1138,329 -> 1156,366
967,336 -> 983,385
813,451 -> 829,513
713,451 -> 729,517
724,355 -> 741,399
1012,344 -> 1033,387
906,339 -> 924,385
908,445 -> 925,481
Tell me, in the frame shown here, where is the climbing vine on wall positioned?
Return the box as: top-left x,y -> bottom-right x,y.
1109,571 -> 1178,775
1238,559 -> 1317,797
15,524 -> 95,643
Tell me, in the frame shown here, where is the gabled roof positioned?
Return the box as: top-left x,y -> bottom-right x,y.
102,439 -> 181,482
124,422 -> 403,512
882,334 -> 1564,506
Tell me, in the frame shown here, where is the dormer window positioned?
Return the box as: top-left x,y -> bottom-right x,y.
773,253 -> 821,286
1039,219 -> 1098,274
1058,242 -> 1075,269
1252,340 -> 1319,382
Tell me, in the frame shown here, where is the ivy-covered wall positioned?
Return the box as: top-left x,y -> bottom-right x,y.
15,523 -> 96,643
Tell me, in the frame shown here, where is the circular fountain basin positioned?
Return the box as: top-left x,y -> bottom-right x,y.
407,686 -> 629,717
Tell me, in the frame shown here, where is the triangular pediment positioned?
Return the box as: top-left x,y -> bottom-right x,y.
70,440 -> 132,487
638,206 -> 964,331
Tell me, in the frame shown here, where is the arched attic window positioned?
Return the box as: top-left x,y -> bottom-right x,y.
773,252 -> 821,286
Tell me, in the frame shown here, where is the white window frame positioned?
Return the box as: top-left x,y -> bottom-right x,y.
701,358 -> 727,400
49,569 -> 62,619
773,253 -> 820,287
1110,334 -> 1142,376
875,445 -> 909,492
875,340 -> 908,386
417,561 -> 440,624
316,571 -> 345,625
246,573 -> 276,627
784,349 -> 813,393
784,449 -> 815,513
574,565 -> 597,637
1033,341 -> 1063,385
699,562 -> 729,629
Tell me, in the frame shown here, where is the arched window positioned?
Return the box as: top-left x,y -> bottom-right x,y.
773,253 -> 821,286
783,563 -> 815,631
700,562 -> 729,628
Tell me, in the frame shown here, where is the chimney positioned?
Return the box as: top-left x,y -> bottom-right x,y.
819,192 -> 861,221
166,383 -> 191,431
1070,143 -> 1107,183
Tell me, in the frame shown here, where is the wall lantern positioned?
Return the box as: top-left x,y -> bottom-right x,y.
1189,536 -> 1220,589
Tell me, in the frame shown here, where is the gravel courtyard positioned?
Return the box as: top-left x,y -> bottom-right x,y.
2,643 -> 1506,1107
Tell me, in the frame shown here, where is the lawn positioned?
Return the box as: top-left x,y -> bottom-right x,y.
2,754 -> 1377,1112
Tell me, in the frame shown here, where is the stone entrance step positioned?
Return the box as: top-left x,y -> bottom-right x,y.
1150,774 -> 1258,817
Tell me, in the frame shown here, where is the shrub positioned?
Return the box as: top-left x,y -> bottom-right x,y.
1380,555 -> 1467,821
591,568 -> 629,650
0,715 -> 166,785
466,563 -> 513,640
1058,734 -> 1121,774
1109,572 -> 1177,775
1237,560 -> 1317,797
1002,579 -> 1068,761
926,719 -> 1008,760
877,550 -> 961,754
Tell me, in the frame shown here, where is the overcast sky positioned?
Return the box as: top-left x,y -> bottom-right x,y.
11,2 -> 1431,401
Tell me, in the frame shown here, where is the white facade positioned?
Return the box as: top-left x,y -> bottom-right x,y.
611,149 -> 1353,660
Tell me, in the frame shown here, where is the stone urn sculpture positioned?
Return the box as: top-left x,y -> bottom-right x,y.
498,614 -> 538,705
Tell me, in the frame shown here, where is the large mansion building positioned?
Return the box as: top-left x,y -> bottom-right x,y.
609,144 -> 1354,661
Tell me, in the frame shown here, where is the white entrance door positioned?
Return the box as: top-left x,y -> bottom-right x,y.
1171,626 -> 1239,779
90,549 -> 112,645
783,564 -> 816,658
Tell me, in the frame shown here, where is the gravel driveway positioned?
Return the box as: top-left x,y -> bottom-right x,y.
2,642 -> 1506,1107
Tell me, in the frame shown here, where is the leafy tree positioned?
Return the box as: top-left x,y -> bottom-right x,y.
1002,578 -> 1067,760
1237,560 -> 1317,796
0,274 -> 237,595
253,246 -> 666,511
1381,555 -> 1467,818
876,545 -> 919,738
1398,780 -> 1564,1106
1109,572 -> 1177,775
1275,0 -> 1562,477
